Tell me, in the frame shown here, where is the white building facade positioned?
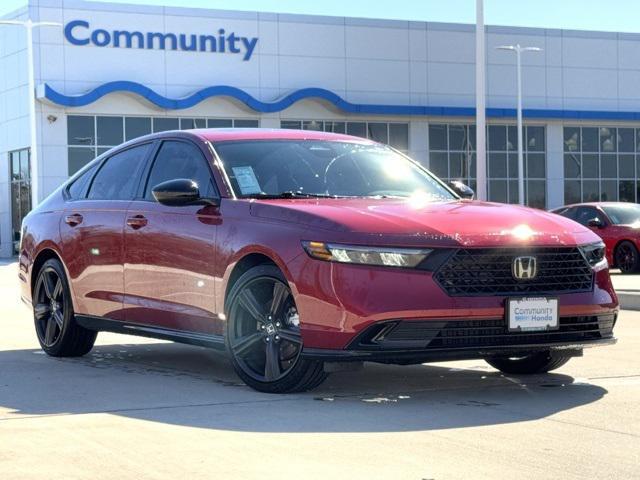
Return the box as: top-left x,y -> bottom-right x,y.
2,0 -> 640,256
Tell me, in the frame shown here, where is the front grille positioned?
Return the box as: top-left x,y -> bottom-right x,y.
354,315 -> 615,350
434,247 -> 593,296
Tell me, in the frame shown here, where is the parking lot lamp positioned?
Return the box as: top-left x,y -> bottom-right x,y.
496,44 -> 542,205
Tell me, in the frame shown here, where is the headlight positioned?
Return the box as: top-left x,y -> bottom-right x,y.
579,241 -> 607,270
302,241 -> 432,268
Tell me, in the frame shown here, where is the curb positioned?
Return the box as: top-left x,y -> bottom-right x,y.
617,291 -> 640,311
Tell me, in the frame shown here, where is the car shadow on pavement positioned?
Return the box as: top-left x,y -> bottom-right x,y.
0,341 -> 607,433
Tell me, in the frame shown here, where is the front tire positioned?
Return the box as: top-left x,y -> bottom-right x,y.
33,258 -> 97,357
485,350 -> 572,375
225,265 -> 327,393
615,241 -> 640,273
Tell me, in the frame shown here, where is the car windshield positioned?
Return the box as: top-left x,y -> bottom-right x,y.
601,204 -> 640,225
214,140 -> 455,201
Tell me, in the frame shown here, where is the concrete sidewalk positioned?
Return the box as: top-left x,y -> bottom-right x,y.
611,270 -> 640,311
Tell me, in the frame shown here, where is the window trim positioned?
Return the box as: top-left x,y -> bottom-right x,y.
138,138 -> 220,203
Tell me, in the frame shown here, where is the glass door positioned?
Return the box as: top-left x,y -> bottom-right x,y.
10,149 -> 31,255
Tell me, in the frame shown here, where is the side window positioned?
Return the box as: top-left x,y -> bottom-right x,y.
575,207 -> 604,226
556,207 -> 576,220
87,144 -> 151,200
144,140 -> 216,200
67,162 -> 99,200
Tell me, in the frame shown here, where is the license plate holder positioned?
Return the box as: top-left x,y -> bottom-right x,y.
507,297 -> 559,332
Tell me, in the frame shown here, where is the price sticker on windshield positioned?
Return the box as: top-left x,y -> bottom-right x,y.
232,166 -> 262,195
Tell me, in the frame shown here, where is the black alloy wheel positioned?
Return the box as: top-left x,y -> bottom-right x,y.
226,265 -> 327,393
615,241 -> 640,273
34,265 -> 66,348
33,259 -> 97,357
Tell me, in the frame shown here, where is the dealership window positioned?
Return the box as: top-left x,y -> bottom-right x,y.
280,120 -> 409,152
563,126 -> 639,204
67,115 -> 260,174
428,123 -> 546,208
9,149 -> 31,254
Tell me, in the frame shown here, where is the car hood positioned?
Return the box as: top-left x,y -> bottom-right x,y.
250,198 -> 601,247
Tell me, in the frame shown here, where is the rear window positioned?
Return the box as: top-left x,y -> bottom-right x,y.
87,144 -> 151,200
67,162 -> 99,200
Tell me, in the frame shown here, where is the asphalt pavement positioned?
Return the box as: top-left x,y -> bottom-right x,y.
1,259 -> 639,479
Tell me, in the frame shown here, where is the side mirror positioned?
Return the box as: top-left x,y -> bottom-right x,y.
448,180 -> 475,200
587,218 -> 604,229
152,178 -> 218,207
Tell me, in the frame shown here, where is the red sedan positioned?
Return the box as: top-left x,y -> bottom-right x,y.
551,202 -> 640,274
19,129 -> 617,393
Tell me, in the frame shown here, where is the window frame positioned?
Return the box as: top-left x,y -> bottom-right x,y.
137,137 -> 221,203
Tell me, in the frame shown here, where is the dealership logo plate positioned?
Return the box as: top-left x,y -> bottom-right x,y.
507,297 -> 559,332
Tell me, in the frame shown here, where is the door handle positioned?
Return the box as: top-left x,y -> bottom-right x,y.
126,214 -> 148,230
64,213 -> 83,226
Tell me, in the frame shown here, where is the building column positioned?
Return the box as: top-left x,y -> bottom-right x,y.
409,120 -> 429,167
0,152 -> 11,258
546,122 -> 564,209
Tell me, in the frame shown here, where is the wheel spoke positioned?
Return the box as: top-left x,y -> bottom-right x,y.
52,279 -> 63,300
277,329 -> 302,346
42,271 -> 56,299
34,303 -> 51,320
52,310 -> 64,330
238,289 -> 265,322
264,340 -> 281,381
270,282 -> 288,318
231,332 -> 263,357
44,317 -> 57,346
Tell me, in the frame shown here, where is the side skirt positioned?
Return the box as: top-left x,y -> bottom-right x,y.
75,315 -> 226,350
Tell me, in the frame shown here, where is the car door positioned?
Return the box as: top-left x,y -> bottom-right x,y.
573,205 -> 616,247
123,139 -> 222,336
59,143 -> 152,320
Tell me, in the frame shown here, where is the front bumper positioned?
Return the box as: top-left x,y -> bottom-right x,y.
301,313 -> 617,364
301,337 -> 616,364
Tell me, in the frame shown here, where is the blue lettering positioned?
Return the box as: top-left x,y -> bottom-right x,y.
179,34 -> 197,51
113,30 -> 144,48
241,37 -> 258,61
91,29 -> 111,47
63,20 -> 259,60
199,35 -> 217,52
146,32 -> 177,50
64,20 -> 90,46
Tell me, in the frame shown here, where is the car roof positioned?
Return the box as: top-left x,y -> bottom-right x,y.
189,128 -> 376,144
553,202 -> 635,210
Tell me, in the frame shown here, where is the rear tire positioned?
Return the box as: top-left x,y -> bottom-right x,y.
485,350 -> 572,375
32,258 -> 97,357
614,241 -> 640,274
225,264 -> 328,393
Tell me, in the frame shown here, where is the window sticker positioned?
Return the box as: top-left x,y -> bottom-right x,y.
232,166 -> 262,194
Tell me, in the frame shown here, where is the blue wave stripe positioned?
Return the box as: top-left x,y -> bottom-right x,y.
42,82 -> 640,121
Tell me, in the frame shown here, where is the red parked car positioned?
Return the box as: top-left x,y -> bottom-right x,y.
19,129 -> 618,393
551,202 -> 640,274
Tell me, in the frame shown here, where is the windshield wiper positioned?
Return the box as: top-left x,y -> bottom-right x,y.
250,191 -> 339,199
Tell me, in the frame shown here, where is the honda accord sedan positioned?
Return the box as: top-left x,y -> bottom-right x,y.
18,129 -> 618,393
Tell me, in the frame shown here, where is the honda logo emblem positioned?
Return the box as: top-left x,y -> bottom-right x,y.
512,256 -> 537,280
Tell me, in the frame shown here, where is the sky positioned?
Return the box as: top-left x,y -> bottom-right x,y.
2,0 -> 640,33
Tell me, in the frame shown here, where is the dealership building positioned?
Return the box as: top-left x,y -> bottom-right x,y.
2,0 -> 640,256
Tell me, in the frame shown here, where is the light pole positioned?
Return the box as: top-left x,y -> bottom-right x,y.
0,19 -> 62,207
475,0 -> 487,201
496,44 -> 542,205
